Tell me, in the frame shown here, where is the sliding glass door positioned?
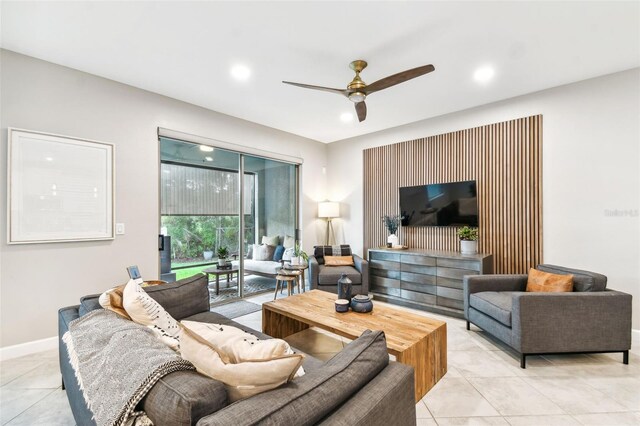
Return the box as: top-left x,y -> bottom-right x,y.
159,137 -> 299,305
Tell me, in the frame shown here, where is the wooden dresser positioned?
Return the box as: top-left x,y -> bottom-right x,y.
368,248 -> 493,317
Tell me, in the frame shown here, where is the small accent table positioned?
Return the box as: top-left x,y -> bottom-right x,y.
202,266 -> 239,295
283,262 -> 308,292
274,271 -> 301,299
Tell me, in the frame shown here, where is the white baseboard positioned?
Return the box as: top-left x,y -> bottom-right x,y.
0,336 -> 58,361
633,329 -> 640,347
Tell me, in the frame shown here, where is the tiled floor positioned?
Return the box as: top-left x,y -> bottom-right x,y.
2,290 -> 638,425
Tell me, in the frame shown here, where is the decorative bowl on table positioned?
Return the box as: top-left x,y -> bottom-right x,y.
335,299 -> 350,313
350,295 -> 373,313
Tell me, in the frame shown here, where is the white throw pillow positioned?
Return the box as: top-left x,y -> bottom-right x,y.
180,321 -> 304,401
261,235 -> 280,246
283,235 -> 295,249
122,279 -> 180,351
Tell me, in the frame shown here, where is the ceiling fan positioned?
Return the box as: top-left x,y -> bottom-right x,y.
282,60 -> 435,122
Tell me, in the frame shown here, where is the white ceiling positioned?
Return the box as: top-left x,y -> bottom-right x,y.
2,1 -> 639,143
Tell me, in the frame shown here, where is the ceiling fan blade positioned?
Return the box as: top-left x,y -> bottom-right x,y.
282,81 -> 349,97
364,64 -> 435,95
355,101 -> 367,122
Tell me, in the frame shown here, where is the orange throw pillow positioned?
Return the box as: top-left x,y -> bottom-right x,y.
324,255 -> 355,266
526,268 -> 573,292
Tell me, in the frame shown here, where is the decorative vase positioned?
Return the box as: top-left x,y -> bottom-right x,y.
203,250 -> 214,261
338,273 -> 353,301
460,240 -> 478,255
387,234 -> 399,247
350,295 -> 373,313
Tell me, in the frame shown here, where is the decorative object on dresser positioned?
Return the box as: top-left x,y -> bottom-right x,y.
369,248 -> 493,317
464,264 -> 632,368
382,214 -> 402,247
318,201 -> 340,245
457,226 -> 479,254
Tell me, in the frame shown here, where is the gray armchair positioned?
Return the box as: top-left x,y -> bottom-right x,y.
464,264 -> 632,368
309,245 -> 369,296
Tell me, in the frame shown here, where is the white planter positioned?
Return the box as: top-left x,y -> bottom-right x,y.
387,234 -> 399,247
290,257 -> 300,265
203,251 -> 214,260
460,240 -> 478,255
217,258 -> 227,267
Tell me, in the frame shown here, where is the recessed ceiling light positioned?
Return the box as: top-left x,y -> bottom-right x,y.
230,64 -> 251,81
205,156 -> 213,162
199,145 -> 214,152
474,66 -> 495,83
45,157 -> 53,161
340,112 -> 353,122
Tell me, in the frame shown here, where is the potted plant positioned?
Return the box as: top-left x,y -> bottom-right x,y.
291,243 -> 308,265
202,235 -> 215,261
382,214 -> 402,247
217,246 -> 229,267
457,226 -> 478,254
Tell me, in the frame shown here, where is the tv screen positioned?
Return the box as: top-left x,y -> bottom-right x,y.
400,180 -> 478,227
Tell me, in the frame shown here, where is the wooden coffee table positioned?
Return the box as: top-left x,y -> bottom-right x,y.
262,289 -> 447,401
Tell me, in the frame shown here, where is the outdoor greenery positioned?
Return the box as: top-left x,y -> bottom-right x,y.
457,226 -> 479,241
161,215 -> 254,262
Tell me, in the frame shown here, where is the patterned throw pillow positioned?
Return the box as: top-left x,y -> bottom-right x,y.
526,269 -> 573,292
180,321 -> 304,401
282,247 -> 295,261
98,284 -> 131,320
313,245 -> 352,265
122,279 -> 181,350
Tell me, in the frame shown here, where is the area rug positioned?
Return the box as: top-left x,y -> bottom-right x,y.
210,300 -> 262,319
209,275 -> 277,305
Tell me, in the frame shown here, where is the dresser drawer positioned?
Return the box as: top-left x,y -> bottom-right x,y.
436,286 -> 463,301
371,269 -> 401,280
437,267 -> 478,280
369,259 -> 400,271
401,281 -> 437,295
401,289 -> 436,305
401,254 -> 436,266
369,251 -> 401,262
437,257 -> 481,271
401,263 -> 437,275
437,296 -> 463,310
436,276 -> 463,289
401,271 -> 436,286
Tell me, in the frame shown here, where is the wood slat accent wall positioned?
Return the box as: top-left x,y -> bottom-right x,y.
363,115 -> 542,274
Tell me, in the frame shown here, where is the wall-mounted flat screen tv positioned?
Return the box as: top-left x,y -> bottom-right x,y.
400,180 -> 478,227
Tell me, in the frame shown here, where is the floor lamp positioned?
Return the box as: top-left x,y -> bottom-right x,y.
318,201 -> 339,245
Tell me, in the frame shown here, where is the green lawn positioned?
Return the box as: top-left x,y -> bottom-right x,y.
173,264 -> 210,281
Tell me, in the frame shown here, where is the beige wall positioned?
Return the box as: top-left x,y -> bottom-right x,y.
327,68 -> 640,329
0,50 -> 327,347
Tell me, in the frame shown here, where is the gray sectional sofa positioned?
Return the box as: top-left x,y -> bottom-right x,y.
463,264 -> 632,368
58,275 -> 416,425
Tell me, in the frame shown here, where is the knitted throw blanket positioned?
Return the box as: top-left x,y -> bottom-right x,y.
63,310 -> 195,426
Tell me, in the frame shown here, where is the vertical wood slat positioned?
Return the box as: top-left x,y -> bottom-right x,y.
363,115 -> 543,274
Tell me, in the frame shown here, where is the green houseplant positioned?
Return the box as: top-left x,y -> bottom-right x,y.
292,243 -> 308,265
217,246 -> 229,267
457,226 -> 478,254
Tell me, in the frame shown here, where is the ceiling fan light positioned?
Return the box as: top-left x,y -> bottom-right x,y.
348,92 -> 366,103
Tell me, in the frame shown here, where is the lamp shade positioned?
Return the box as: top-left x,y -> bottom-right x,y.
318,201 -> 340,218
